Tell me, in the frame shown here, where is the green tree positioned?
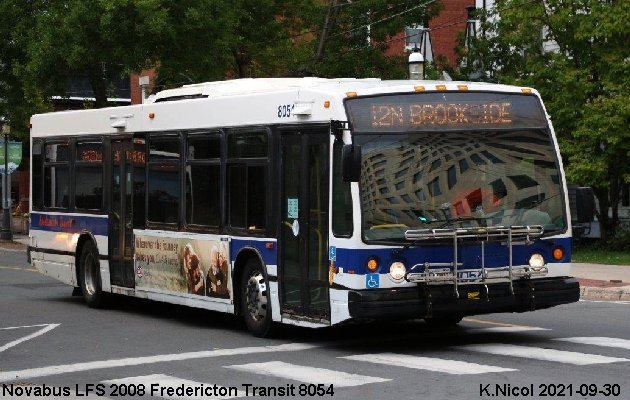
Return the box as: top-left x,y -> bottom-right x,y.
18,0 -> 165,108
0,1 -> 50,140
148,0 -> 442,88
299,0 -> 441,78
12,0 -> 443,107
460,0 -> 630,241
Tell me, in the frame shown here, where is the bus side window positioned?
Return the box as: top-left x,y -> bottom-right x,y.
75,141 -> 103,211
227,131 -> 268,232
147,134 -> 181,226
32,140 -> 43,210
185,133 -> 221,228
332,138 -> 353,237
133,135 -> 146,229
43,142 -> 70,209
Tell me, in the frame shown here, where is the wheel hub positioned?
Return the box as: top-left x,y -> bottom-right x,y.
83,253 -> 96,296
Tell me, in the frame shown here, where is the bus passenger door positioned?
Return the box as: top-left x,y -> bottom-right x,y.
280,131 -> 330,319
109,139 -> 135,288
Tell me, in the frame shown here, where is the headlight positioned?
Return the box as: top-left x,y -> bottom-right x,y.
389,262 -> 407,281
529,253 -> 546,268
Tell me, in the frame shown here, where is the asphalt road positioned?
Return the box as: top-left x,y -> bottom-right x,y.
1,248 -> 629,400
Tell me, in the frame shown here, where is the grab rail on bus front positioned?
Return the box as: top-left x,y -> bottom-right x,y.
404,225 -> 544,298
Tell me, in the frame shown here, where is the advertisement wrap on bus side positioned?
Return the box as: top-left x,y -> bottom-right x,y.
134,235 -> 231,300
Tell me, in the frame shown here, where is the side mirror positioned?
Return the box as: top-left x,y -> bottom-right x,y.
341,144 -> 361,182
574,187 -> 595,223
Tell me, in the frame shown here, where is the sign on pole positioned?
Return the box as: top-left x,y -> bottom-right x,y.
0,141 -> 22,174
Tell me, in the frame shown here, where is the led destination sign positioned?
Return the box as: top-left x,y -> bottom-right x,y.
346,92 -> 547,132
373,102 -> 512,128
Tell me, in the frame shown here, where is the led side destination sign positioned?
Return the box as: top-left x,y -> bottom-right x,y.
346,92 -> 547,132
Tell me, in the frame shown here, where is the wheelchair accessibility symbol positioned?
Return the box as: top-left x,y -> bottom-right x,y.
365,273 -> 379,289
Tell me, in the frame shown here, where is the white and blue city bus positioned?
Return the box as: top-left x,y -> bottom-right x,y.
29,78 -> 579,337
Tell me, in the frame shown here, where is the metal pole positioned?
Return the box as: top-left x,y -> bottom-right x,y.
1,132 -> 12,240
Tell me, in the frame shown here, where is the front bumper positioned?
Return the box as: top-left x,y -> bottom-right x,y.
348,277 -> 579,319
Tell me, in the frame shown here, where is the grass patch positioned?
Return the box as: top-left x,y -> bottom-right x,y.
572,246 -> 630,265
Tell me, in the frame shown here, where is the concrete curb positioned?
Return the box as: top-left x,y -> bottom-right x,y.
580,286 -> 630,301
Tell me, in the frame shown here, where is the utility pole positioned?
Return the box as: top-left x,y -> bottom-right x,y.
1,121 -> 12,241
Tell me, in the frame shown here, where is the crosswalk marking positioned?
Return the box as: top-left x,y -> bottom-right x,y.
0,343 -> 319,383
554,337 -> 630,350
102,374 -> 244,400
225,361 -> 390,387
455,343 -> 630,365
340,353 -> 517,375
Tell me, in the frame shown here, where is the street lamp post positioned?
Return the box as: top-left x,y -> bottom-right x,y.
1,125 -> 11,241
408,47 -> 425,80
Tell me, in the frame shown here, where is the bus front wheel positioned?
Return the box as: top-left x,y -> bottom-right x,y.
78,241 -> 106,308
240,259 -> 274,337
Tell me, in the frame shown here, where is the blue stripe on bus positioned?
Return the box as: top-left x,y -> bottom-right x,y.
231,238 -> 278,266
333,237 -> 572,275
30,212 -> 109,236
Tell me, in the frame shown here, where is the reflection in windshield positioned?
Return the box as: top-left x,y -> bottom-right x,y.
357,130 -> 566,241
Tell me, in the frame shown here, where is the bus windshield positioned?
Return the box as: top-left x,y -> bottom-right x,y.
356,130 -> 566,242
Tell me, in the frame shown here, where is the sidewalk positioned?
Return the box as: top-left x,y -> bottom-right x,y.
572,263 -> 630,301
1,235 -> 628,301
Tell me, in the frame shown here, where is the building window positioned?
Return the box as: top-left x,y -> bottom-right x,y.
405,25 -> 423,50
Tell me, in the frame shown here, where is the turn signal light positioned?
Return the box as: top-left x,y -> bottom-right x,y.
367,257 -> 379,272
553,247 -> 564,261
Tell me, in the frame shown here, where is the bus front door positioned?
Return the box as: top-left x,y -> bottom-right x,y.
109,139 -> 135,288
280,131 -> 330,320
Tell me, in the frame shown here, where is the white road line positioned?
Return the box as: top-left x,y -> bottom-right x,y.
455,343 -> 629,365
225,361 -> 390,387
554,337 -> 630,350
0,323 -> 60,353
0,343 -> 319,383
0,323 -> 58,331
341,353 -> 516,375
103,374 -> 244,400
467,327 -> 550,334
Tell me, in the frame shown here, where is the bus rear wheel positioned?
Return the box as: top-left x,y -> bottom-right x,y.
241,259 -> 274,337
78,241 -> 106,308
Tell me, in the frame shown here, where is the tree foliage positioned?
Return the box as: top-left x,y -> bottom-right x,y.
0,1 -> 50,140
1,0 -> 441,115
460,0 -> 630,240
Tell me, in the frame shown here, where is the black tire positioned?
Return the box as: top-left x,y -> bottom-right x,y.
424,315 -> 463,327
240,258 -> 274,337
78,241 -> 107,308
